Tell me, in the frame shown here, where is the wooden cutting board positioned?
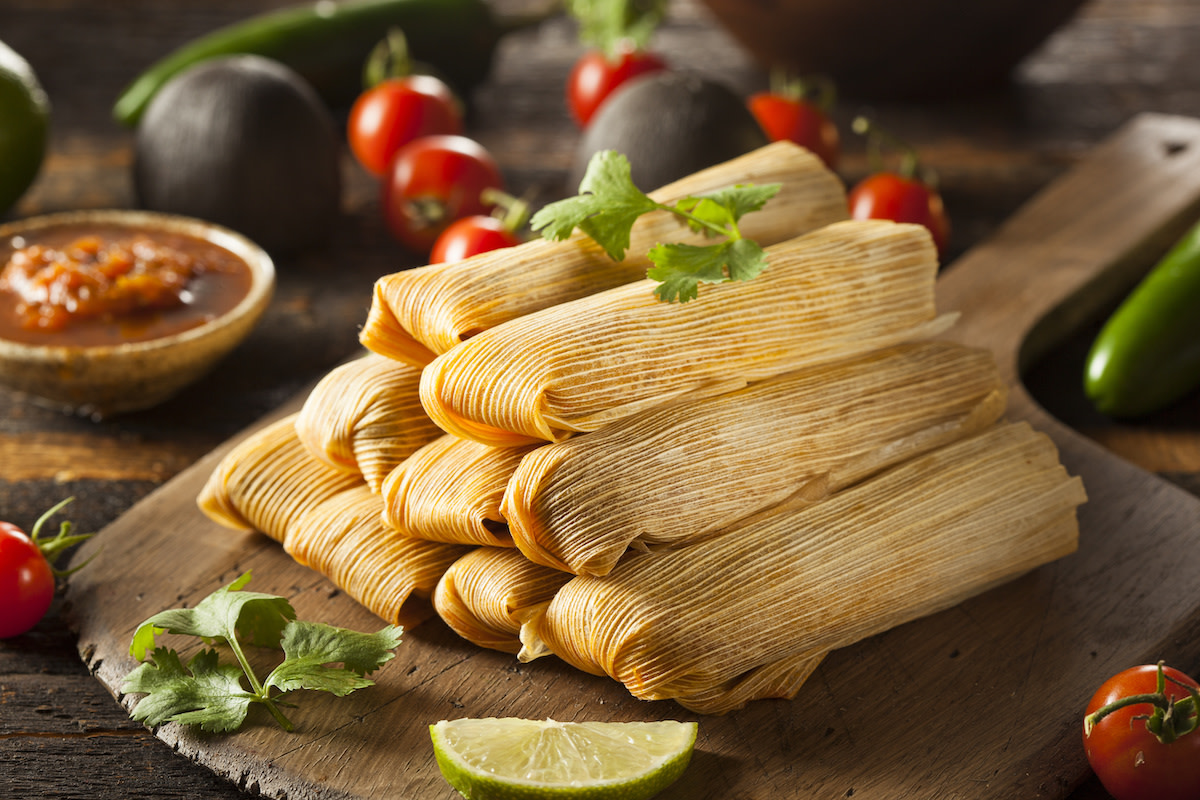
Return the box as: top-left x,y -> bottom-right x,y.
66,113 -> 1200,800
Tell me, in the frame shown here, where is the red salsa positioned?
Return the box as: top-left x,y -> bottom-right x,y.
0,223 -> 253,347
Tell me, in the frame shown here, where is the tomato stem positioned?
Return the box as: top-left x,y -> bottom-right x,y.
768,69 -> 836,112
852,116 -> 936,187
1085,662 -> 1200,744
363,28 -> 412,88
29,497 -> 96,577
482,188 -> 531,234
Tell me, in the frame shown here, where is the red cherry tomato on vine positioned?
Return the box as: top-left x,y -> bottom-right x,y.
747,92 -> 839,169
430,215 -> 523,264
567,46 -> 667,127
381,135 -> 505,254
347,75 -> 462,177
0,520 -> 56,638
848,171 -> 950,257
1083,663 -> 1200,800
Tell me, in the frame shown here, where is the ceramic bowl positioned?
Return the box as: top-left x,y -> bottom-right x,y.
699,0 -> 1089,100
0,209 -> 275,417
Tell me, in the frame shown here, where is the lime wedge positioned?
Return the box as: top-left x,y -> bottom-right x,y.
430,717 -> 697,800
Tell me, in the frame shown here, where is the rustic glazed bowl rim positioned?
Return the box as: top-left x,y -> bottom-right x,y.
0,208 -> 275,358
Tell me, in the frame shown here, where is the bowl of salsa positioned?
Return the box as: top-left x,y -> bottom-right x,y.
0,209 -> 275,417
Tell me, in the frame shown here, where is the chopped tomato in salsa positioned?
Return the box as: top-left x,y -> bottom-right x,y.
0,225 -> 253,347
2,234 -> 210,331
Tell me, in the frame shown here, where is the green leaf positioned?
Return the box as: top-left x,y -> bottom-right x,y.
646,239 -> 770,303
723,237 -> 771,283
122,648 -> 256,733
265,622 -> 403,696
694,183 -> 782,222
129,572 -> 295,661
675,196 -> 736,236
530,151 -> 660,261
567,0 -> 668,54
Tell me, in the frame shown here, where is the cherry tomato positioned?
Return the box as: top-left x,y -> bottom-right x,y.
848,171 -> 950,257
430,215 -> 523,264
347,75 -> 462,177
747,92 -> 839,169
567,46 -> 667,127
1083,664 -> 1200,800
0,520 -> 55,638
381,135 -> 506,254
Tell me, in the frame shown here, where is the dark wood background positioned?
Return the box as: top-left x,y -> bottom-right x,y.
1,0 -> 1198,797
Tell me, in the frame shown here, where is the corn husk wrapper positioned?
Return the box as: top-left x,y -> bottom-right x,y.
360,141 -> 849,366
421,220 -> 952,447
285,484 -> 470,626
381,434 -> 539,547
196,413 -> 361,541
519,422 -> 1087,714
432,547 -> 572,653
294,352 -> 443,493
504,341 -> 1008,576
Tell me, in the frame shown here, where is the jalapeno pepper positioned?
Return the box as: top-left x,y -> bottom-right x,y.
113,0 -> 522,127
1084,217 -> 1200,417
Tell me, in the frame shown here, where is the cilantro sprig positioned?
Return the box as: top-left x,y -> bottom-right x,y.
530,150 -> 781,303
121,572 -> 402,733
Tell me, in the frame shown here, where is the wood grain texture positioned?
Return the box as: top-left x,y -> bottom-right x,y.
61,114 -> 1200,800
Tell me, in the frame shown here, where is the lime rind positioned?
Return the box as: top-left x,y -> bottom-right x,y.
430,718 -> 697,800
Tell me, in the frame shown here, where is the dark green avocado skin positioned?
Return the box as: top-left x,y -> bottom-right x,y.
134,55 -> 341,254
569,71 -> 769,192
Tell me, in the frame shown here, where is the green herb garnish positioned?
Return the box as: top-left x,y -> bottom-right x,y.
121,572 -> 402,733
531,150 -> 781,303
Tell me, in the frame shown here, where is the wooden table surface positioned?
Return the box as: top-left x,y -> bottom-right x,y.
1,0 -> 1198,797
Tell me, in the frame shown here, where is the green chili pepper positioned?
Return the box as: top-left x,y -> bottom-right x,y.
1084,217 -> 1200,417
113,0 -> 535,127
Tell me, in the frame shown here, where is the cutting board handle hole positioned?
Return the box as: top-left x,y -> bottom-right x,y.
1163,140 -> 1190,157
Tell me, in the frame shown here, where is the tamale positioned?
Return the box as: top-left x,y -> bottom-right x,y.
294,352 -> 443,493
432,547 -> 571,653
519,422 -> 1087,714
197,413 -> 361,541
285,484 -> 470,625
380,434 -> 538,547
359,141 -> 849,366
504,341 -> 1008,576
421,220 -> 953,447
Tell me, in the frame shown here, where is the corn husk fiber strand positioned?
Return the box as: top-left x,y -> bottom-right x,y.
285,484 -> 470,625
433,547 -> 572,653
381,435 -> 539,547
196,413 -> 361,541
420,219 -> 951,447
519,422 -> 1086,713
359,141 -> 849,366
294,352 -> 443,493
503,341 -> 1008,576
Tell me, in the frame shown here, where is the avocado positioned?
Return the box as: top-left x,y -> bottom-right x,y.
569,71 -> 769,192
133,55 -> 341,253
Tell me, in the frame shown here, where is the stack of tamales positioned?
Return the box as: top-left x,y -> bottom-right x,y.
196,142 -> 1086,714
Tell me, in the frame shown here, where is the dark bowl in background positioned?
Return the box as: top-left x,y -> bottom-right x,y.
699,0 -> 1090,100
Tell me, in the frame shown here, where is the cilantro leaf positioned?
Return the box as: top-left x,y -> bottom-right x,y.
122,574 -> 403,734
265,621 -> 403,696
647,238 -> 770,303
531,150 -> 780,303
122,648 -> 256,733
130,571 -> 295,661
530,150 -> 660,260
689,183 -> 782,222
